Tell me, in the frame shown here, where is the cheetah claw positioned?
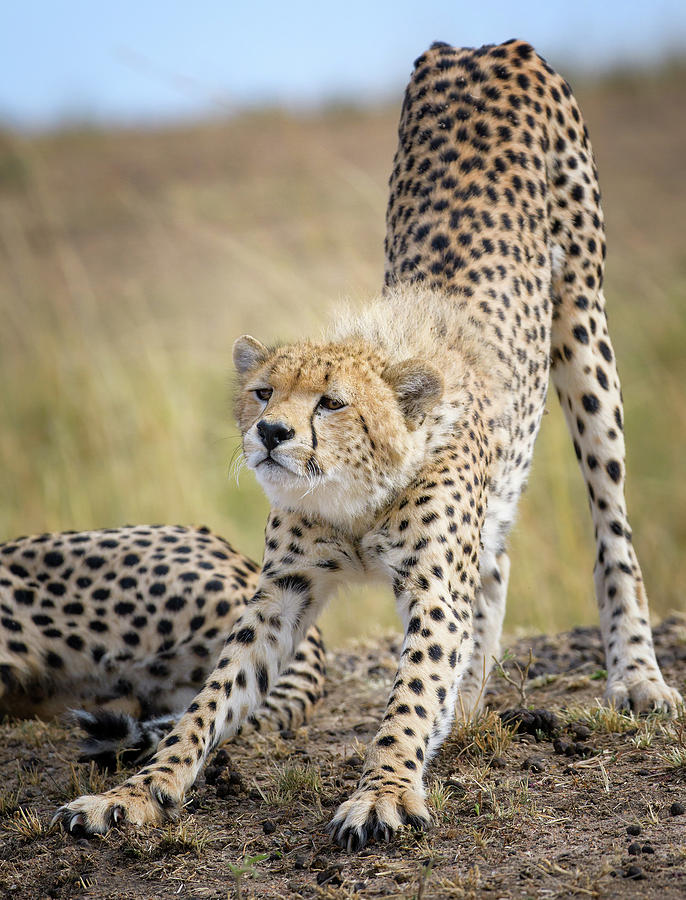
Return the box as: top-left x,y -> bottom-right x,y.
52,782 -> 178,837
605,676 -> 683,716
327,788 -> 431,851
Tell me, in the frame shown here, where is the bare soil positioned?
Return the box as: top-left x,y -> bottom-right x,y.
1,617 -> 685,899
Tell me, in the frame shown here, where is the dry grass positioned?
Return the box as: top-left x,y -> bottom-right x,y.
1,65 -> 685,643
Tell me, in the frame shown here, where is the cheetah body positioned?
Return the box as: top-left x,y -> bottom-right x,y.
49,40 -> 680,849
1,525 -> 325,750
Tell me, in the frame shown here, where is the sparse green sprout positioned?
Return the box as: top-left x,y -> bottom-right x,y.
228,853 -> 269,900
590,669 -> 608,681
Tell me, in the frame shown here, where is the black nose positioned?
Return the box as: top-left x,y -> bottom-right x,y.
257,420 -> 295,452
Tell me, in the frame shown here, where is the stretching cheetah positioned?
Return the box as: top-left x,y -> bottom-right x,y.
50,39 -> 680,850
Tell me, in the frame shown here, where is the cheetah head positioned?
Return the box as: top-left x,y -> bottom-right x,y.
232,334 -> 444,530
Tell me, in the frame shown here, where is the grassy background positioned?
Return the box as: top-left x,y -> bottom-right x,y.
1,67 -> 684,644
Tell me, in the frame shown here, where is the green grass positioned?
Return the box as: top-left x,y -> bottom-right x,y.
1,66 -> 685,643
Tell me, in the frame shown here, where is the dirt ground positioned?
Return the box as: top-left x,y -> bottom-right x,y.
1,617 -> 685,900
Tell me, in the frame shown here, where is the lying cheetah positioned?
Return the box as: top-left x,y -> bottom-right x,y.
52,39 -> 680,850
0,525 -> 325,761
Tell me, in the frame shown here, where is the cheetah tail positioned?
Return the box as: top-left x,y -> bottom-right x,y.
72,709 -> 176,769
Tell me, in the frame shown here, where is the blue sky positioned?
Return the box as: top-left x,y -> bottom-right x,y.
2,1 -> 686,128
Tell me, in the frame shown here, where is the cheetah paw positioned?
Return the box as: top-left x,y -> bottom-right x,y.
52,780 -> 179,837
327,787 -> 431,852
605,675 -> 683,715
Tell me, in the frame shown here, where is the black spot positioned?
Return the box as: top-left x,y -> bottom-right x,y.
598,341 -> 612,362
408,679 -> 424,695
46,651 -> 63,668
582,394 -> 599,414
236,626 -> 256,644
572,324 -> 589,344
66,634 -> 84,651
114,602 -> 135,616
256,664 -> 269,694
44,551 -> 64,568
47,582 -> 66,597
165,595 -> 186,612
606,460 -> 621,483
63,602 -> 84,615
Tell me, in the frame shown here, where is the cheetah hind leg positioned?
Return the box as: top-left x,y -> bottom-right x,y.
75,626 -> 326,768
550,290 -> 681,712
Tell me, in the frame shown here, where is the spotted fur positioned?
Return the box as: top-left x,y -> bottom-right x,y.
53,40 -> 680,850
0,525 -> 325,753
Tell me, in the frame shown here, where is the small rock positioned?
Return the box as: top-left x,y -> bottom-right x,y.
627,824 -> 641,836
623,865 -> 644,880
490,756 -> 507,769
670,802 -> 685,817
642,844 -> 655,854
262,819 -> 276,835
553,739 -> 570,755
317,865 -> 343,886
293,854 -> 308,870
627,842 -> 642,856
522,755 -> 546,773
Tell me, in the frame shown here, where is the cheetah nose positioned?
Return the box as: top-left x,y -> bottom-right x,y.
257,420 -> 295,452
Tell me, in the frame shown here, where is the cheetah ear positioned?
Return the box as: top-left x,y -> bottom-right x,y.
383,358 -> 444,427
233,335 -> 269,376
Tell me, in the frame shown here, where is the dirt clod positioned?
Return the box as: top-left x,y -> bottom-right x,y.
624,865 -> 645,880
669,802 -> 684,816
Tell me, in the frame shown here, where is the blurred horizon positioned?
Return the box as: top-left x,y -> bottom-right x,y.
3,1 -> 686,130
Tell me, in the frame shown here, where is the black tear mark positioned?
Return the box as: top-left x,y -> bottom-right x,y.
309,407 -> 318,449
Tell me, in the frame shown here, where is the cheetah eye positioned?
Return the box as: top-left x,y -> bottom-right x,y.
253,387 -> 273,402
319,396 -> 346,411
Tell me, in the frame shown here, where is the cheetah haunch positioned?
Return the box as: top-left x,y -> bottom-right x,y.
46,39 -> 681,850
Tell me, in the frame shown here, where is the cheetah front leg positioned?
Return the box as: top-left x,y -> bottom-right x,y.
54,511 -> 346,835
329,453 -> 488,850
